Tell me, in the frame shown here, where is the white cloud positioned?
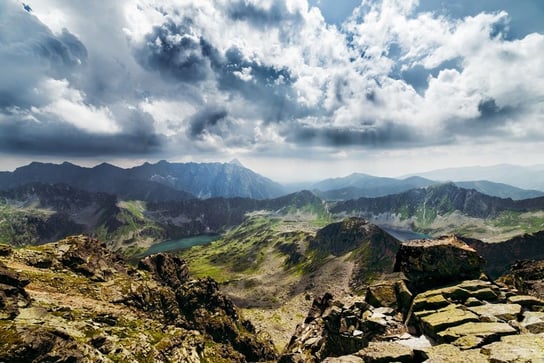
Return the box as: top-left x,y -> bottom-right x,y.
36,79 -> 120,134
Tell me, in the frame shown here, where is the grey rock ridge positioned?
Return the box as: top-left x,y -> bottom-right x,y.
279,236 -> 544,362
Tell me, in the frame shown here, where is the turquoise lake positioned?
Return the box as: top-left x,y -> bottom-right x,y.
143,234 -> 219,256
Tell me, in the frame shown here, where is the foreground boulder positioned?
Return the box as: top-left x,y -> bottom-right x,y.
0,261 -> 31,319
393,235 -> 484,293
282,235 -> 544,362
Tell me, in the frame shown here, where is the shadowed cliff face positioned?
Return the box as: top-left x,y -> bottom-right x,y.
309,217 -> 401,288
462,231 -> 544,278
0,236 -> 277,362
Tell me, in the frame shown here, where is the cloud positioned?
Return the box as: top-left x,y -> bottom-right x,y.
0,0 -> 543,169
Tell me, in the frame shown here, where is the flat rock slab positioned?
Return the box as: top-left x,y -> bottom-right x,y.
412,293 -> 450,311
507,294 -> 544,308
481,333 -> 544,362
468,303 -> 522,321
322,355 -> 364,363
421,306 -> 479,336
423,344 -> 488,362
356,341 -> 413,363
521,311 -> 544,333
437,322 -> 517,343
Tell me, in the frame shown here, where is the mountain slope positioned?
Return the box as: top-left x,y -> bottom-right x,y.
331,183 -> 544,241
0,236 -> 277,362
129,160 -> 286,199
180,216 -> 401,347
311,173 -> 543,200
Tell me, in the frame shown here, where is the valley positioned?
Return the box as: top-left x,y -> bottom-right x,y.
1,161 -> 544,360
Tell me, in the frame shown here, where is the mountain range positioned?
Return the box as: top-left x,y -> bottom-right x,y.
0,160 -> 285,201
1,161 -> 544,202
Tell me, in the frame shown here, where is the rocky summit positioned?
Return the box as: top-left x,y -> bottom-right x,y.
1,233 -> 544,362
0,236 -> 277,362
279,236 -> 544,362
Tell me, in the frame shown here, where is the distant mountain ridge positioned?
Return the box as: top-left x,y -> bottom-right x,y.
310,172 -> 544,201
0,160 -> 286,200
331,183 -> 544,220
406,164 -> 544,191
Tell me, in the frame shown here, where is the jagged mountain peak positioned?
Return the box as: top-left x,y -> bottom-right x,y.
229,158 -> 244,167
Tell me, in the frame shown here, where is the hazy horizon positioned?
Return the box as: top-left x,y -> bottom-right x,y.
1,0 -> 543,183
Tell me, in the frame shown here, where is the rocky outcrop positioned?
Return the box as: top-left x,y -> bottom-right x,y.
393,235 -> 484,293
310,217 -> 401,288
138,253 -> 190,289
0,235 -> 277,362
498,259 -> 544,299
282,235 -> 544,362
0,261 -> 31,319
279,293 -> 406,362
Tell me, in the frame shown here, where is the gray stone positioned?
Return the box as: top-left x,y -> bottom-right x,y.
521,311 -> 544,333
356,341 -> 413,363
481,333 -> 544,362
468,303 -> 522,321
423,344 -> 488,362
420,306 -> 479,337
437,322 -> 517,343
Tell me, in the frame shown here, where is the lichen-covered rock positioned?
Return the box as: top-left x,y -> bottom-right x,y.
356,341 -> 414,362
393,235 -> 484,293
481,333 -> 544,362
467,303 -> 522,321
521,311 -> 544,333
419,305 -> 479,338
365,274 -> 412,316
0,244 -> 12,256
422,344 -> 488,362
0,236 -> 278,363
437,322 -> 517,343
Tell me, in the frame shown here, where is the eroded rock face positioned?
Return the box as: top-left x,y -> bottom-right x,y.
498,259 -> 544,299
138,253 -> 190,289
393,235 -> 484,293
0,261 -> 31,319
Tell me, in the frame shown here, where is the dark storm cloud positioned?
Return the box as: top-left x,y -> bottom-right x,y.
0,111 -> 164,156
135,19 -> 211,82
227,1 -> 303,28
213,46 -> 303,122
134,15 -> 306,123
286,122 -> 419,148
0,2 -> 87,108
188,108 -> 228,138
443,98 -> 519,138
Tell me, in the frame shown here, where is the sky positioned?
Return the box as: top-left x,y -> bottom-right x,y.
0,0 -> 543,182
